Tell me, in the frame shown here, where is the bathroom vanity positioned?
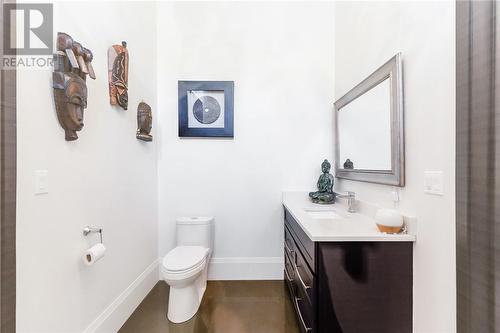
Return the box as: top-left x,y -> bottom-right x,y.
283,192 -> 415,333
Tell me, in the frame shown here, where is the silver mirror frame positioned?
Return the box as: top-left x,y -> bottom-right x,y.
334,53 -> 404,186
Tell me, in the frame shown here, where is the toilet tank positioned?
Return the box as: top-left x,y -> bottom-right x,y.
176,217 -> 214,250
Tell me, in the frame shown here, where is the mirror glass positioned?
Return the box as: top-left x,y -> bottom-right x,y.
337,78 -> 392,171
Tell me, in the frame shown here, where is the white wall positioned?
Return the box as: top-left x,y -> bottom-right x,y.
335,1 -> 456,332
16,1 -> 158,332
157,1 -> 335,278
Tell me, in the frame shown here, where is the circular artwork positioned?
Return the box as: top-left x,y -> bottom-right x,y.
193,96 -> 221,124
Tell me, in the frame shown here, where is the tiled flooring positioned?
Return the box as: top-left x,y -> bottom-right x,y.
119,280 -> 300,333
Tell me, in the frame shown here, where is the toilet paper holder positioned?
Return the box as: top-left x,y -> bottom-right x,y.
83,226 -> 103,244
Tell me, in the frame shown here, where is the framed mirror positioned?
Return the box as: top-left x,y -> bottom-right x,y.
334,53 -> 404,186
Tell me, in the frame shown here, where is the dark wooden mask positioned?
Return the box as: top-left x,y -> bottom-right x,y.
53,32 -> 95,141
108,42 -> 129,110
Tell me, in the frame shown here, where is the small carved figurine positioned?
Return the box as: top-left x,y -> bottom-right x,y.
108,41 -> 129,110
343,158 -> 354,169
53,32 -> 96,141
136,102 -> 153,142
309,159 -> 335,204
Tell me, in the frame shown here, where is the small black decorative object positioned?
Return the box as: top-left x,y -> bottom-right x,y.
309,159 -> 335,204
343,158 -> 354,169
178,81 -> 234,137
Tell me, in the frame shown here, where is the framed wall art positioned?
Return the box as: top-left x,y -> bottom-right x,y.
178,81 -> 234,137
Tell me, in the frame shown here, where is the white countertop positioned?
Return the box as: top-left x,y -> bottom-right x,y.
282,191 -> 416,242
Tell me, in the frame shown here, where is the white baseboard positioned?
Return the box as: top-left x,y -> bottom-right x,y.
207,257 -> 284,280
82,259 -> 160,333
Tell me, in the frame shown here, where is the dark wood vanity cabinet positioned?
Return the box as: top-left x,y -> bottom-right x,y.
284,207 -> 413,333
284,222 -> 316,332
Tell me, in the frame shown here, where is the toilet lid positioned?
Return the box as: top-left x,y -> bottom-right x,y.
163,246 -> 208,272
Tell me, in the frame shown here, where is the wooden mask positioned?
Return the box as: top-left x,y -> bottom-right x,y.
136,102 -> 152,142
108,42 -> 129,110
53,32 -> 95,141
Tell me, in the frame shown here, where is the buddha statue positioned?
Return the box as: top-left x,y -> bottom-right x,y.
343,158 -> 354,169
136,102 -> 153,142
309,159 -> 335,204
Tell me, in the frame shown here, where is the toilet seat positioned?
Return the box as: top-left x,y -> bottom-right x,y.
162,246 -> 209,273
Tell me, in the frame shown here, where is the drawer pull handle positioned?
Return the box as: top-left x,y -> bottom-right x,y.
284,264 -> 294,282
294,263 -> 311,290
285,241 -> 294,256
294,297 -> 312,332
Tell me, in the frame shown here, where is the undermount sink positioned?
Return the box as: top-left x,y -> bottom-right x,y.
303,208 -> 344,220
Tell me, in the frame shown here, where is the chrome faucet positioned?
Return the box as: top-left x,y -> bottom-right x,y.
335,191 -> 356,213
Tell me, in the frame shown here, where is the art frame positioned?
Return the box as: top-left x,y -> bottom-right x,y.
178,81 -> 234,138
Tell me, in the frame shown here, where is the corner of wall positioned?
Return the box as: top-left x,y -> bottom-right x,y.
83,259 -> 160,333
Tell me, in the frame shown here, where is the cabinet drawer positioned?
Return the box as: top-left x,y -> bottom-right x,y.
285,207 -> 315,272
294,244 -> 315,306
293,288 -> 315,333
285,225 -> 295,259
284,249 -> 295,292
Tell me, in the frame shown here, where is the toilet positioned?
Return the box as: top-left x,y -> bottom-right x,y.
161,216 -> 213,323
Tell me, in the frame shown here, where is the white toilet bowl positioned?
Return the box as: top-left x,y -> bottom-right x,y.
161,217 -> 213,323
162,246 -> 209,323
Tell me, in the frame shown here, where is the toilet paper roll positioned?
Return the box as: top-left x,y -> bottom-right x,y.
84,243 -> 106,266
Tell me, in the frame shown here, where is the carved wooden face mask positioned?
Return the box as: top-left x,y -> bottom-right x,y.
108,42 -> 129,110
54,75 -> 87,141
136,102 -> 152,142
53,32 -> 95,141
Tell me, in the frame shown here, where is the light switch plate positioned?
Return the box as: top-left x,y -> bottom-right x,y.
35,170 -> 48,195
424,171 -> 443,196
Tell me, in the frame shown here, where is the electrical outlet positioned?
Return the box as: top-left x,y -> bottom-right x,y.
35,170 -> 48,195
424,171 -> 443,196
